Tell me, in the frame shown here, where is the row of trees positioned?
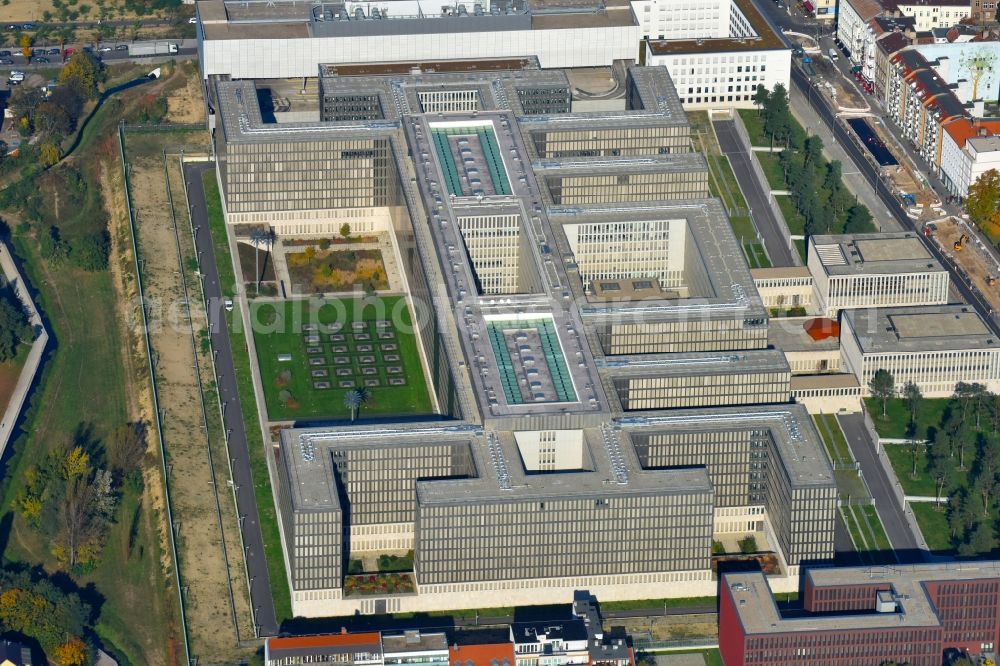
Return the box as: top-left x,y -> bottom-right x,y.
16,422 -> 148,570
0,567 -> 93,664
752,84 -> 877,237
0,283 -> 33,362
869,371 -> 999,556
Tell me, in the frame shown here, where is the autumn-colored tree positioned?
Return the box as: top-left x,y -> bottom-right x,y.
966,169 -> 1000,233
63,446 -> 90,480
58,51 -> 103,100
107,422 -> 148,475
54,636 -> 88,666
39,143 -> 60,166
19,33 -> 31,60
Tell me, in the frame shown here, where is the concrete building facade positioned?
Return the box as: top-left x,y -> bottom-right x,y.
841,304 -> 1000,396
807,232 -> 950,317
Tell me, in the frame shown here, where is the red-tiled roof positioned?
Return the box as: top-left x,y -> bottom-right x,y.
449,643 -> 516,666
944,118 -> 1000,148
269,633 -> 383,650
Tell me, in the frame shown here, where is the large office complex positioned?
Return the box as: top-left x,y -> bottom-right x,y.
720,563 -> 1000,665
210,61 -> 837,617
638,0 -> 791,109
807,232 -> 950,317
196,0 -> 789,111
841,304 -> 1000,396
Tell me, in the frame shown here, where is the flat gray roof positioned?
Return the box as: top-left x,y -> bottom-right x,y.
809,232 -> 946,277
844,305 -> 1000,354
725,562 -> 1000,636
598,349 -> 790,379
533,153 -> 708,177
547,200 -> 766,322
618,403 -> 835,489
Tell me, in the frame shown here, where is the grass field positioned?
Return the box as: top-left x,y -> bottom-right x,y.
840,504 -> 893,563
910,502 -> 954,553
251,297 -> 433,422
865,397 -> 950,440
743,241 -> 771,269
794,239 -> 807,263
775,195 -> 806,236
884,443 -> 939,497
755,151 -> 786,190
201,170 -> 292,624
738,109 -> 768,147
814,414 -> 852,466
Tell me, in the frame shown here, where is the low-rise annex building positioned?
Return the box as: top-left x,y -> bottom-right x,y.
841,304 -> 1000,396
807,232 -> 950,317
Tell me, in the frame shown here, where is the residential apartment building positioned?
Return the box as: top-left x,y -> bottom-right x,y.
841,304 -> 1000,396
807,232 -> 950,316
940,118 -> 1000,195
720,563 -> 1000,666
883,0 -> 972,31
837,0 -> 884,63
511,621 -> 590,666
265,633 -> 384,666
641,0 -> 791,109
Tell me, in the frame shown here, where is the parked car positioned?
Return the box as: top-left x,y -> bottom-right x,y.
47,48 -> 59,55
0,51 -> 10,57
98,46 -> 112,52
0,59 -> 13,65
33,56 -> 49,63
64,48 -> 74,56
114,44 -> 128,51
21,23 -> 35,30
188,16 -> 198,23
6,25 -> 17,31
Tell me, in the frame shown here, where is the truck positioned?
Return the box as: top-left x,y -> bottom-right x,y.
128,42 -> 178,56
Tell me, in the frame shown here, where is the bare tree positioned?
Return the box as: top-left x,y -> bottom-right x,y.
107,421 -> 147,475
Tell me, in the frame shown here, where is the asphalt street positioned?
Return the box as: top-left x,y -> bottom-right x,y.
713,118 -> 796,266
838,413 -> 925,562
185,162 -> 280,636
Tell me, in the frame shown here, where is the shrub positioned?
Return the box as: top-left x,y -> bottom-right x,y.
70,229 -> 110,271
738,535 -> 759,554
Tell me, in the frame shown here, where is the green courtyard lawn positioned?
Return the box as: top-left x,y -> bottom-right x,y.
251,296 -> 433,422
864,397 -> 951,440
755,151 -> 786,190
883,443 -> 939,497
775,195 -> 806,236
910,502 -> 954,554
794,239 -> 807,263
737,108 -> 768,147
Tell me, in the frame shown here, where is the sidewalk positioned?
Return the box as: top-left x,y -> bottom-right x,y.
789,87 -> 900,232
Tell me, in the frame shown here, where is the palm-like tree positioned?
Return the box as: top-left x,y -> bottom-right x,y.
344,387 -> 370,422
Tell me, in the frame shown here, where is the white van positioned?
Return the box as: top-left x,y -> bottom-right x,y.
828,48 -> 839,61
7,71 -> 24,84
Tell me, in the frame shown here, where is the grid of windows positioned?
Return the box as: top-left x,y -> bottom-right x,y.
546,171 -> 709,205
565,219 -> 684,292
616,371 -> 790,410
419,89 -> 480,113
823,271 -> 950,312
456,214 -> 525,295
601,319 -> 768,354
415,492 -> 714,584
532,126 -> 691,158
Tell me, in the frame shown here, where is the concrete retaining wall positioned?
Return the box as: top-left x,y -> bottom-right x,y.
0,241 -> 49,459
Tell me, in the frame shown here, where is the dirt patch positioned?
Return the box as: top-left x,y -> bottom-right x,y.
0,0 -> 185,22
932,218 -> 1000,313
124,136 -> 255,662
164,62 -> 206,124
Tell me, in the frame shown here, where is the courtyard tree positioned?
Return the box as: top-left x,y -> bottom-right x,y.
965,169 -> 1000,232
903,381 -> 923,436
340,222 -> 352,239
869,369 -> 895,418
344,387 -> 370,422
929,450 -> 953,505
763,84 -> 791,149
752,84 -> 768,116
249,226 -> 268,290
